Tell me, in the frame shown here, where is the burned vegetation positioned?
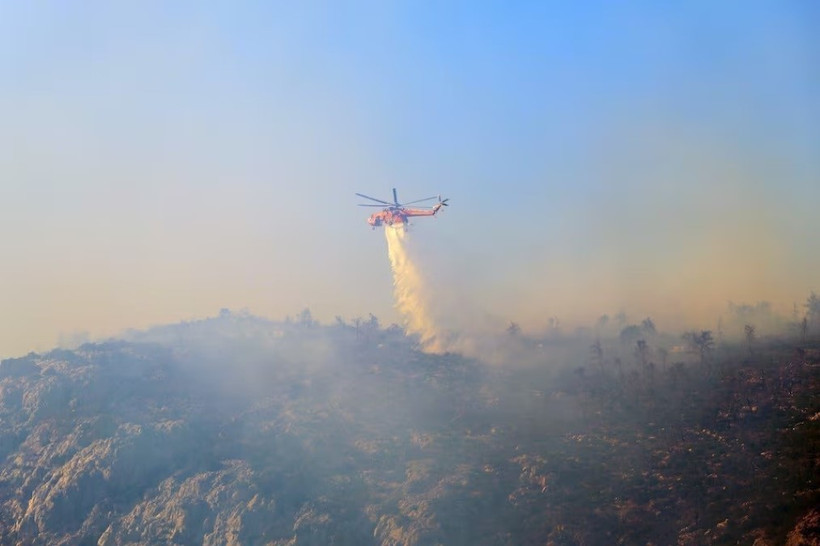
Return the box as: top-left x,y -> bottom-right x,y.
0,311 -> 817,545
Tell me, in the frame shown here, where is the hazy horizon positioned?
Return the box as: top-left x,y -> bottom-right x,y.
2,2 -> 818,357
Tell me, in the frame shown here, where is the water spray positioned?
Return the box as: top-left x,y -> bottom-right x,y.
384,226 -> 444,353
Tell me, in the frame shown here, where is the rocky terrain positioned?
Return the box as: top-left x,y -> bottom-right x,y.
0,313 -> 817,545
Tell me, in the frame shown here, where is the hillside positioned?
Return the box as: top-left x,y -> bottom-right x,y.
0,314 -> 817,545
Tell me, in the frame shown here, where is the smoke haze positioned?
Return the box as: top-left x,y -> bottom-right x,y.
1,5 -> 819,543
1,3 -> 817,356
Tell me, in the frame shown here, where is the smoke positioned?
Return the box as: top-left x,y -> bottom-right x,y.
384,226 -> 445,353
383,225 -> 540,363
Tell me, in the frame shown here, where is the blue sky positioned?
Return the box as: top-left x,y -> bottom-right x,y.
1,2 -> 818,354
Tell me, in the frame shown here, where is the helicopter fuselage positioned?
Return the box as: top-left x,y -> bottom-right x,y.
357,189 -> 448,229
367,205 -> 441,228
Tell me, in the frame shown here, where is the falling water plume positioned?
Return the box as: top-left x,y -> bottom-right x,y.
384,226 -> 444,353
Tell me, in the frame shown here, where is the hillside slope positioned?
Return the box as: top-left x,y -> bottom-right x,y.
0,315 -> 817,545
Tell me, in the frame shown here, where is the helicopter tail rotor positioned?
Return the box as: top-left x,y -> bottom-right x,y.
432,195 -> 450,215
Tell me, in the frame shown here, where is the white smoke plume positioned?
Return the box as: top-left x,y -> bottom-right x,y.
384,226 -> 444,353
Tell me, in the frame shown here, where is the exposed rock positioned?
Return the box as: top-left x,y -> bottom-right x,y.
0,317 -> 815,545
786,509 -> 820,546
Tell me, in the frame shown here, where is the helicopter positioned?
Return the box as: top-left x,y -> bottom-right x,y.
356,188 -> 449,229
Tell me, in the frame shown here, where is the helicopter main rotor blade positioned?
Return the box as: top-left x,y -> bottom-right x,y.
355,193 -> 392,205
400,196 -> 438,206
357,204 -> 390,207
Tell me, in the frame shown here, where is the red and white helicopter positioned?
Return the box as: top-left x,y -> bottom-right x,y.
356,188 -> 449,228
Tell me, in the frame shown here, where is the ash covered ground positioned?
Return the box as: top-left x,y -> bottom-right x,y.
0,312 -> 818,545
